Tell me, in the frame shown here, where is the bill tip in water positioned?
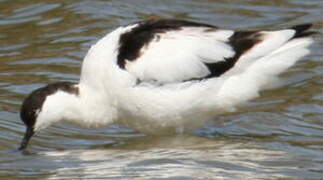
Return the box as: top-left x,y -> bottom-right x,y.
18,127 -> 34,151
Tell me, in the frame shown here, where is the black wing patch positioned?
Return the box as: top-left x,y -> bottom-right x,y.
117,19 -> 217,69
290,24 -> 315,38
204,31 -> 263,78
117,19 -> 263,81
118,20 -> 314,84
203,24 -> 315,78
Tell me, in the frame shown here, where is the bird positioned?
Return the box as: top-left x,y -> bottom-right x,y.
18,19 -> 314,150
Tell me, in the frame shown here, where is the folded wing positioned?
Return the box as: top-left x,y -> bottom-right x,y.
116,20 -> 313,84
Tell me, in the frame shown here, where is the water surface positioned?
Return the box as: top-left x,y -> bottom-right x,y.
0,0 -> 322,179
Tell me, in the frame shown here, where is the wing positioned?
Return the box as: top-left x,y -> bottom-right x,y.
117,19 -> 235,83
116,19 -> 313,83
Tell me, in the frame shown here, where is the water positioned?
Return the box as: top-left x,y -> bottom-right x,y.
0,0 -> 322,179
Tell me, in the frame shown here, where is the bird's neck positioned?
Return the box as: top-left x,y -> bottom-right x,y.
70,84 -> 118,127
34,84 -> 118,131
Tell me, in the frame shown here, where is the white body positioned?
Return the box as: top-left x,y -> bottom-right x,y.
34,23 -> 313,134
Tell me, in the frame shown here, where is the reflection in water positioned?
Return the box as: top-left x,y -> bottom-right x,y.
0,0 -> 322,179
4,137 -> 319,179
47,148 -> 285,179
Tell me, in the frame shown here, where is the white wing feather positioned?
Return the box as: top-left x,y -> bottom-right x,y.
125,28 -> 235,83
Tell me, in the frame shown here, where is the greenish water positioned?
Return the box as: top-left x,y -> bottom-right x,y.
0,0 -> 322,179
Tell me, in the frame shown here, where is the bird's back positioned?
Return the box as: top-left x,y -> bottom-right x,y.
79,20 -> 314,133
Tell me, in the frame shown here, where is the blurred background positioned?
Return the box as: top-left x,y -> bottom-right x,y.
0,0 -> 322,179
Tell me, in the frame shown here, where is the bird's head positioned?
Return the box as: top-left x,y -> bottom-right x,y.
18,82 -> 78,150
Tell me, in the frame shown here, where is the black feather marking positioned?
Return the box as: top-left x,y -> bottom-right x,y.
204,30 -> 264,78
203,24 -> 315,79
290,24 -> 312,37
117,19 -> 217,69
294,31 -> 317,38
290,24 -> 316,39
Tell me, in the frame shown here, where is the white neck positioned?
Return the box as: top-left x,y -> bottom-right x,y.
34,84 -> 118,131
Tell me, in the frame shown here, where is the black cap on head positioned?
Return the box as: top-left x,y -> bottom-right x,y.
19,82 -> 78,150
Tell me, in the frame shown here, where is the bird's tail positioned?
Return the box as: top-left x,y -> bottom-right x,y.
214,25 -> 314,111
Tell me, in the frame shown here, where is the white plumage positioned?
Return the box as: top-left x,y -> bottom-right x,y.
124,28 -> 235,82
18,19 -> 314,150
